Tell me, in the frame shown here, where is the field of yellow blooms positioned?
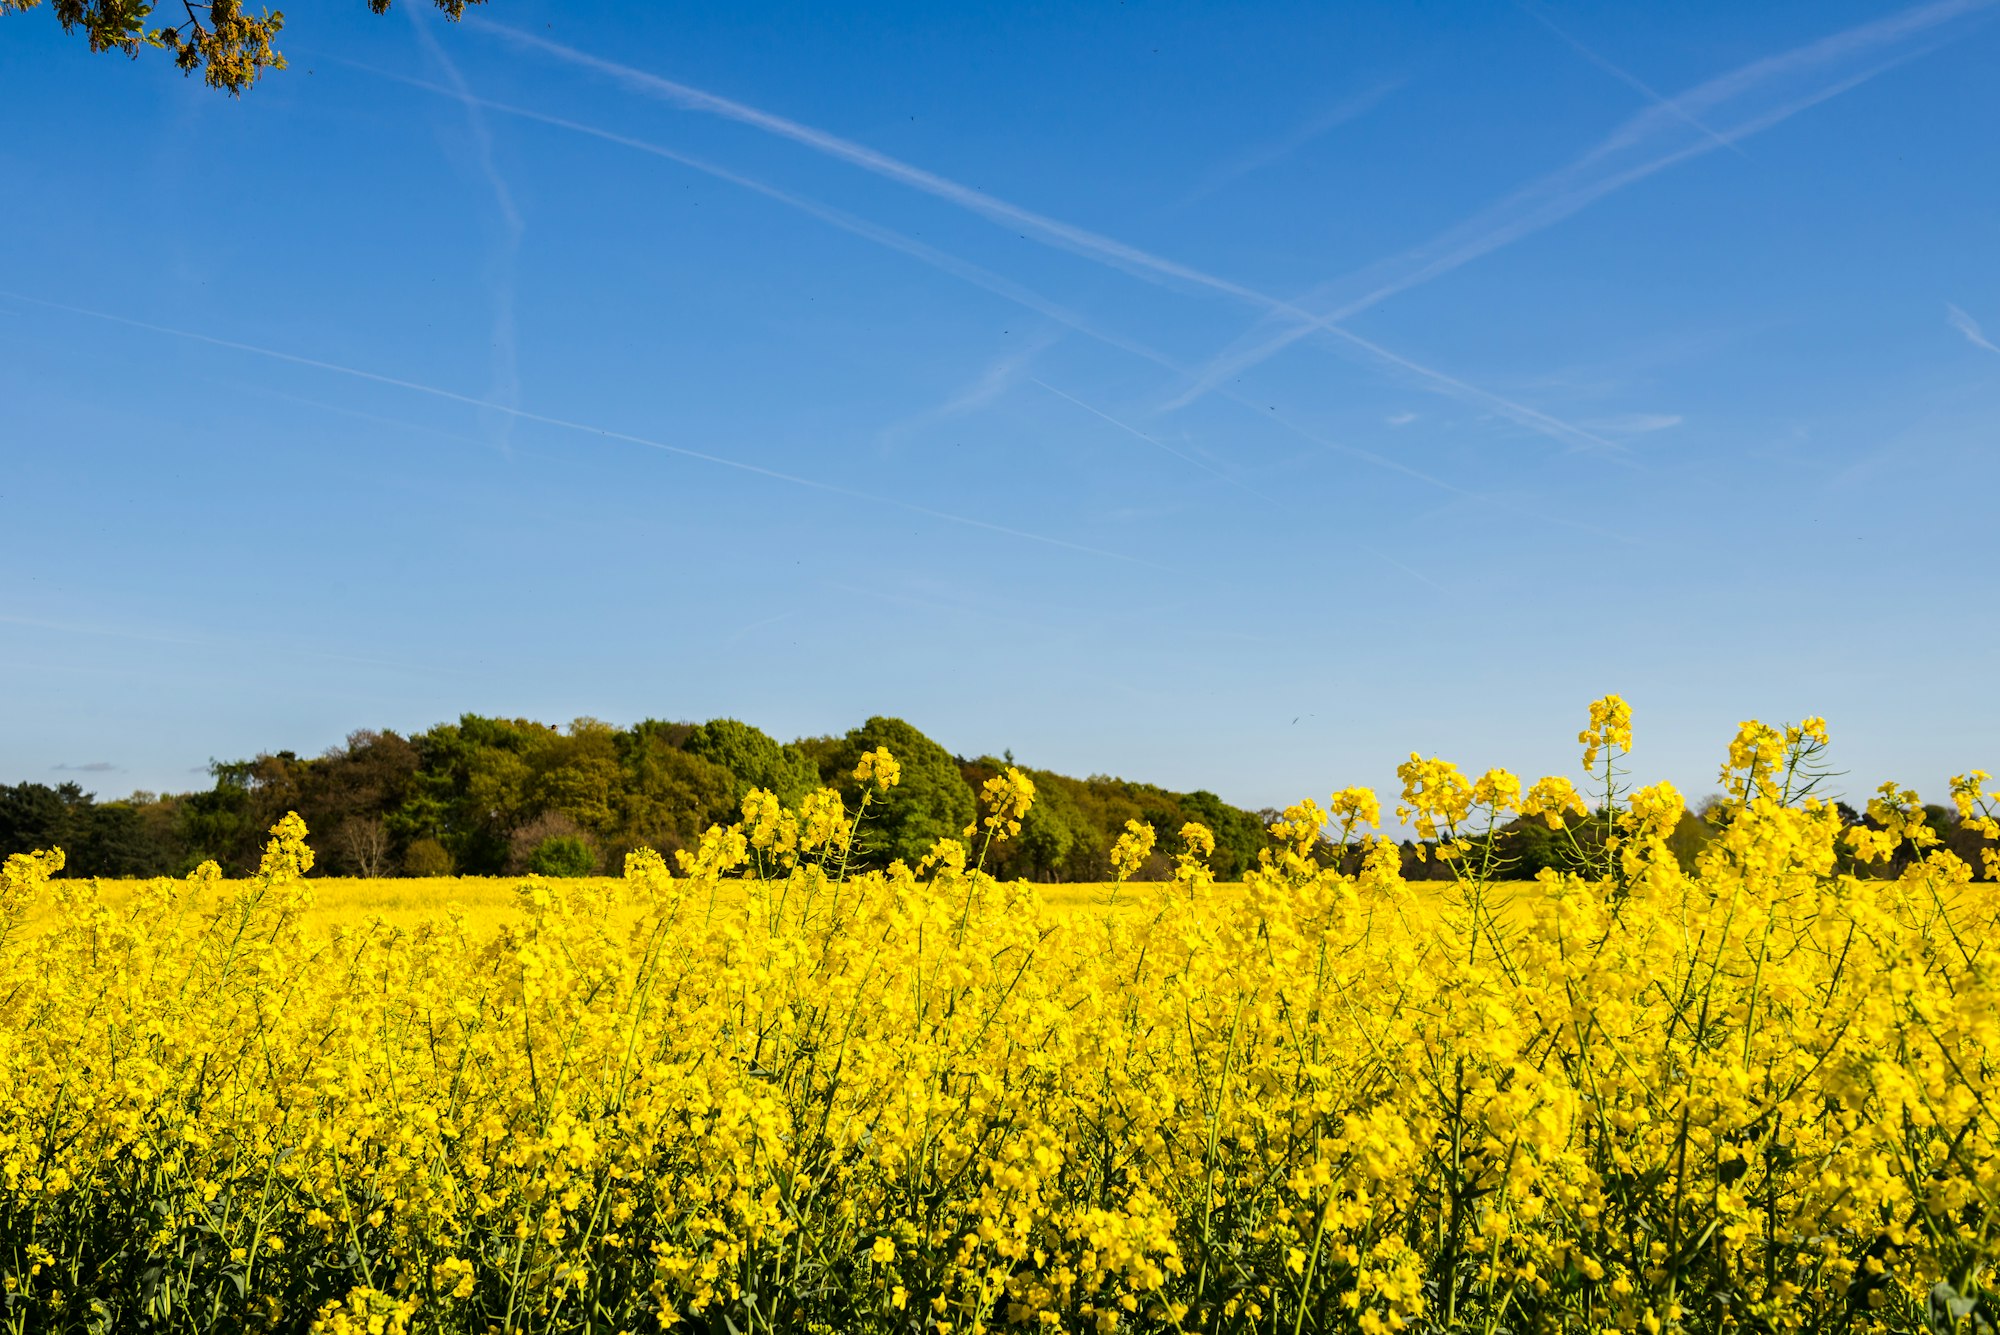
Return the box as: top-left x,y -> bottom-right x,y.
4,702 -> 2000,1335
23,876 -> 1150,937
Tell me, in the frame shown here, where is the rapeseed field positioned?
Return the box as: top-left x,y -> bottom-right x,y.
2,701 -> 1997,1334
23,877 -> 1153,937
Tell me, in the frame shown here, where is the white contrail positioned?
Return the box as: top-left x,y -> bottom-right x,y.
341,62 -> 1204,380
464,22 -> 1621,454
1175,78 -> 1403,208
1249,403 -> 1642,547
347,68 -> 1619,500
1162,0 -> 1992,410
1948,303 -> 2000,355
0,291 -> 1166,570
410,11 -> 524,454
1516,0 -> 1745,158
876,336 -> 1056,450
472,19 -> 1283,304
1029,378 -> 1279,504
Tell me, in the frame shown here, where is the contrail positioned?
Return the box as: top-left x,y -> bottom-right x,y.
356,66 -> 1640,473
1028,379 -> 1279,504
1174,78 -> 1403,209
1516,0 -> 1745,158
472,19 -> 1285,304
463,22 -> 1621,454
344,68 -> 1618,504
1249,402 -> 1642,547
0,291 -> 1167,570
338,62 -> 1201,380
1948,303 -> 2000,355
409,10 -> 524,454
1163,0 -> 1992,410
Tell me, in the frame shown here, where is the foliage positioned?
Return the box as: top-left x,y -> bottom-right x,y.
525,833 -> 597,877
832,716 -> 977,867
3,703 -> 2000,1332
682,718 -> 818,806
402,835 -> 454,876
2,0 -> 490,95
10,710 -> 1988,886
0,780 -> 171,876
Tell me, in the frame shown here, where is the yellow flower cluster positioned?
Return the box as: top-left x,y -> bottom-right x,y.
1579,692 -> 1634,772
1109,817 -> 1156,880
1,703 -> 1996,1335
853,746 -> 902,793
1522,774 -> 1588,830
1952,771 -> 2000,880
1394,754 -> 1472,842
972,767 -> 1037,842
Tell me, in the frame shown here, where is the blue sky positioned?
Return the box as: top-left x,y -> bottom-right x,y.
3,0 -> 1997,815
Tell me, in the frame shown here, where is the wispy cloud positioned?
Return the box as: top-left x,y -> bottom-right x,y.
721,608 -> 803,646
0,291 -> 1165,571
1948,303 -> 2000,354
1335,331 -> 1625,455
1581,411 -> 1683,433
224,379 -> 497,452
1029,379 -> 1278,504
53,761 -> 119,773
1386,411 -> 1418,427
878,336 -> 1056,449
1163,0 -> 1994,410
1517,1 -> 1743,158
1251,404 -> 1642,548
1175,78 -> 1402,207
409,11 -> 524,453
344,63 -> 1202,378
466,23 -> 1620,455
348,68 -> 1650,503
0,611 -> 457,677
471,19 -> 1282,301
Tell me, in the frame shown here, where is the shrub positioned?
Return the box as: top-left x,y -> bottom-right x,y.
526,832 -> 596,877
401,835 -> 453,876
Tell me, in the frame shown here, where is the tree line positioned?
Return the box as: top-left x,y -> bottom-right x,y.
3,713 -> 1990,881
0,714 -> 1277,881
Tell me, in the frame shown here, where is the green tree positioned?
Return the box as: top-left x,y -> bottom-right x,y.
173,762 -> 267,873
789,735 -> 847,787
959,762 -> 1102,882
836,718 -> 974,868
526,833 -> 596,877
528,720 -> 626,842
1177,789 -> 1270,878
75,799 -> 173,876
403,837 -> 454,876
1006,770 -> 1100,881
611,726 -> 740,864
4,0 -> 490,95
0,781 -> 86,859
683,718 -> 818,806
405,715 -> 560,874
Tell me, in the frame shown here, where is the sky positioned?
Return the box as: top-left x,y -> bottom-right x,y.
3,0 -> 1997,817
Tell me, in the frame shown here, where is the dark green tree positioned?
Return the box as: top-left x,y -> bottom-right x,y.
1177,789 -> 1271,878
74,799 -> 173,876
526,833 -> 596,877
611,728 -> 739,864
683,719 -> 818,806
404,716 -> 559,874
836,718 -> 975,868
0,781 -> 86,858
173,762 -> 264,873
